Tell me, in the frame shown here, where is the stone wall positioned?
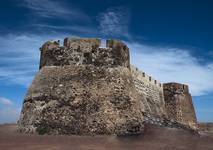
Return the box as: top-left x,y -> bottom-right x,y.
39,38 -> 130,69
143,112 -> 197,133
18,37 -> 198,136
18,38 -> 144,135
163,83 -> 197,129
131,66 -> 166,117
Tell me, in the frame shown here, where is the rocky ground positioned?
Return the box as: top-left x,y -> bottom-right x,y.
0,124 -> 213,150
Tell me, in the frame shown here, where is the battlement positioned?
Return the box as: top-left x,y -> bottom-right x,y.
163,82 -> 189,94
19,37 -> 198,135
131,65 -> 163,88
163,82 -> 197,129
63,38 -> 101,50
39,37 -> 130,69
130,65 -> 166,117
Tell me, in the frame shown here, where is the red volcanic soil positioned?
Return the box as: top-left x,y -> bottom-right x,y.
0,124 -> 213,150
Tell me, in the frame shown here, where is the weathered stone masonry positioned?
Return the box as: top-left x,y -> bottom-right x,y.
131,66 -> 166,117
39,38 -> 130,69
19,38 -> 144,135
18,37 -> 198,135
163,83 -> 197,129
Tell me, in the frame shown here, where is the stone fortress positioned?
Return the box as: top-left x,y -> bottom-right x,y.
18,38 -> 197,135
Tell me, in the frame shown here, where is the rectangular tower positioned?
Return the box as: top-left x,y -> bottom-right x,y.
163,83 -> 197,129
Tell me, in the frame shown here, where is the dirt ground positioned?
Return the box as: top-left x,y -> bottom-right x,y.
0,124 -> 213,150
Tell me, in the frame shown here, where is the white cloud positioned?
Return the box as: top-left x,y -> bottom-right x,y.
0,107 -> 21,124
128,42 -> 213,96
0,97 -> 13,106
0,33 -> 67,87
98,6 -> 130,37
0,33 -> 212,97
22,0 -> 89,20
33,24 -> 96,34
0,97 -> 20,124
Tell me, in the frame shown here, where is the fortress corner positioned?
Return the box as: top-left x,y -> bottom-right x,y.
18,37 -> 198,135
163,83 -> 197,129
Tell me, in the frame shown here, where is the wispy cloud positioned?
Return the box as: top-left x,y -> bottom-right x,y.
0,33 -> 66,87
0,97 -> 19,124
22,0 -> 89,20
98,6 -> 130,37
128,42 -> 213,96
0,108 -> 20,124
33,24 -> 96,35
0,97 -> 13,106
1,33 -> 213,97
209,51 -> 213,57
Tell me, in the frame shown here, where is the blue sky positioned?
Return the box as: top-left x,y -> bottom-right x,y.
0,0 -> 213,123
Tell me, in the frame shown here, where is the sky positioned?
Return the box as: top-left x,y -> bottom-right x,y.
0,0 -> 213,123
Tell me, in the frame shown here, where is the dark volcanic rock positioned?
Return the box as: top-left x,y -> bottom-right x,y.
18,38 -> 144,135
18,37 -> 198,136
163,83 -> 197,129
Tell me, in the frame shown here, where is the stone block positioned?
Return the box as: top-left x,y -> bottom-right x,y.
18,65 -> 144,135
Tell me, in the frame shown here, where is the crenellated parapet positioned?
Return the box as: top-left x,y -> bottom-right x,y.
19,37 -> 143,135
163,83 -> 197,129
18,37 -> 198,135
131,65 -> 166,117
131,66 -> 163,88
39,38 -> 130,69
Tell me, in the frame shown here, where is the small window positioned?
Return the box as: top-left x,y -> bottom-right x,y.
84,52 -> 90,57
142,72 -> 145,77
155,80 -> 157,84
149,76 -> 151,81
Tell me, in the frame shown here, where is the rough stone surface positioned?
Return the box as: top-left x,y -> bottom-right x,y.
18,37 -> 198,135
19,38 -> 144,135
163,83 -> 197,129
131,66 -> 166,117
39,38 -> 130,69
